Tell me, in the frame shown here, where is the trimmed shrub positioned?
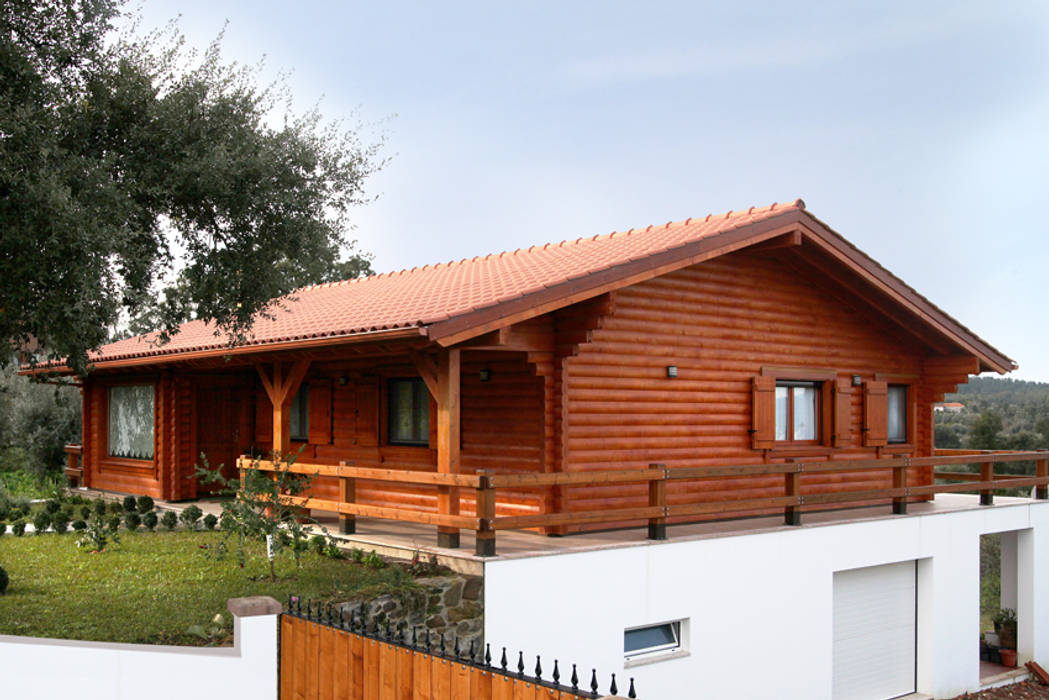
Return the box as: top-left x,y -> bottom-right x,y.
124,511 -> 141,532
106,514 -> 122,532
44,499 -> 61,514
69,494 -> 85,505
0,520 -> 5,536
0,565 -> 7,594
12,520 -> 27,536
79,505 -> 91,520
92,500 -> 107,517
8,508 -> 24,521
310,534 -> 326,554
72,519 -> 87,531
179,505 -> 203,530
51,512 -> 70,534
142,510 -> 158,531
32,511 -> 51,533
136,495 -> 154,513
160,510 -> 178,531
0,504 -> 9,521
107,501 -> 123,515
203,513 -> 218,530
122,495 -> 138,513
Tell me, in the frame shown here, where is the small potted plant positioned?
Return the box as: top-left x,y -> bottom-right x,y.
993,608 -> 1017,667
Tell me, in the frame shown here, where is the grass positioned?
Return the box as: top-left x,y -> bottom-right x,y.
0,468 -> 60,501
0,530 -> 418,645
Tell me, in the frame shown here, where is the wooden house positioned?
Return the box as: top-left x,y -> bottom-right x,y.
44,199 -> 1020,549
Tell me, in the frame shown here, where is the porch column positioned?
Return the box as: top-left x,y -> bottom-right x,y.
436,348 -> 461,548
256,360 -> 310,457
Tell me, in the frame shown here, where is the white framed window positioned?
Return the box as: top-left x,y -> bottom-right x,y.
775,381 -> 820,443
107,384 -> 155,460
624,619 -> 689,665
887,384 -> 907,443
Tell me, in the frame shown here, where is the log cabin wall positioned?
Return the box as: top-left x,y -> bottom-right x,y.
557,248 -> 974,522
251,352 -> 545,516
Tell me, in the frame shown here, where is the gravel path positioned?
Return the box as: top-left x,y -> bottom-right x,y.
948,680 -> 1049,699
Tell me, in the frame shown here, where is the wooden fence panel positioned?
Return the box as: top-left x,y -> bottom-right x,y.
279,614 -> 611,700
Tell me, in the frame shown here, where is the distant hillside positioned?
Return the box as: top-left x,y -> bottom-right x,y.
935,376 -> 1049,451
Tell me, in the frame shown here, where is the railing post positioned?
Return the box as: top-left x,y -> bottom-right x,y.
647,463 -> 668,540
1037,459 -> 1048,500
980,459 -> 995,506
785,463 -> 802,526
338,460 -> 356,535
475,470 -> 496,557
892,459 -> 908,515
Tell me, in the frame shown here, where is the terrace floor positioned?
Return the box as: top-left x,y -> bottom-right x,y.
73,488 -> 1043,576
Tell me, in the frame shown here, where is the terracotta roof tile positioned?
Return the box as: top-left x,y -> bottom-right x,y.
89,200 -> 807,363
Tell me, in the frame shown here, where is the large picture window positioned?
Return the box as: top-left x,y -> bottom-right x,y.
108,384 -> 154,460
775,381 -> 820,442
887,384 -> 907,443
388,378 -> 430,446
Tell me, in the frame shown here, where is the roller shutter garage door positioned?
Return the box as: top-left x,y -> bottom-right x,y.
833,561 -> 916,700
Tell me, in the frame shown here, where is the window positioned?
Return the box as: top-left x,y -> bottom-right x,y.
289,384 -> 309,441
775,381 -> 820,442
108,384 -> 154,460
624,619 -> 688,664
887,385 -> 907,443
388,378 -> 430,446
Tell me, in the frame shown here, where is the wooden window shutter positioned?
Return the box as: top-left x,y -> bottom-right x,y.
307,379 -> 332,445
751,375 -> 777,449
833,378 -> 852,447
356,376 -> 379,447
863,380 -> 888,447
254,388 -> 272,443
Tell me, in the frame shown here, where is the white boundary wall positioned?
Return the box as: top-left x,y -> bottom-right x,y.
484,498 -> 1049,700
1,600 -> 278,700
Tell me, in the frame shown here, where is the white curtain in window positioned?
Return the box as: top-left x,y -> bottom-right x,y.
887,386 -> 907,442
793,386 -> 818,440
108,384 -> 155,459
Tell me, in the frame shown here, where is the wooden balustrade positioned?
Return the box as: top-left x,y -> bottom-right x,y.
238,451 -> 1049,558
63,444 -> 83,487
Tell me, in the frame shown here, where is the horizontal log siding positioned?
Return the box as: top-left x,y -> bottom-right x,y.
560,250 -> 971,523
279,353 -> 545,517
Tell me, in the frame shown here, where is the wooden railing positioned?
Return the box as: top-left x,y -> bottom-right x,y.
63,444 -> 83,487
238,451 -> 1049,557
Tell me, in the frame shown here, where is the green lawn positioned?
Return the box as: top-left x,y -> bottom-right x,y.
0,530 -> 415,645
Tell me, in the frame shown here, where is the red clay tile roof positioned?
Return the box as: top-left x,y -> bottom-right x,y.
73,197 -> 1015,374
87,200 -> 807,364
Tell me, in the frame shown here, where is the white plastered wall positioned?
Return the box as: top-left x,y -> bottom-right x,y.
483,500 -> 1049,700
1,610 -> 278,700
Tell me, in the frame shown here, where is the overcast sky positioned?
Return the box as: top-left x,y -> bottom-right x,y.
136,1 -> 1049,381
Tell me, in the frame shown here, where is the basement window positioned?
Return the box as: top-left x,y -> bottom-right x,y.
624,619 -> 688,665
107,384 -> 155,460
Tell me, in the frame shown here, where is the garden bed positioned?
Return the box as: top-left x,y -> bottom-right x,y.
0,530 -> 424,646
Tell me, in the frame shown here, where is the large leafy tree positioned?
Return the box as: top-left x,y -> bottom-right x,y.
1,0 -> 379,372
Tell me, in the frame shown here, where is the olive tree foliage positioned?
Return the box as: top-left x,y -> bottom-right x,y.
0,362 -> 80,476
1,0 -> 380,372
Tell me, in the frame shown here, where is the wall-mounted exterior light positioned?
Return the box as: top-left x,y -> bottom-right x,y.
666,365 -> 678,379
479,368 -> 492,383
337,375 -> 350,386
852,375 -> 862,387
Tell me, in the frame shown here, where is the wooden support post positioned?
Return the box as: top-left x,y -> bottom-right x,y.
1037,459 -> 1048,500
436,349 -> 461,549
339,461 -> 356,535
475,470 -> 496,557
892,461 -> 908,515
980,460 -> 995,506
647,463 -> 667,540
785,464 -> 802,526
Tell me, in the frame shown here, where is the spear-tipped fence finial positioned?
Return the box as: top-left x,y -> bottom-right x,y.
534,655 -> 542,681
610,673 -> 618,696
553,659 -> 561,685
628,677 -> 637,698
485,643 -> 492,667
501,647 -> 508,671
517,651 -> 525,677
590,669 -> 599,695
571,663 -> 579,690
